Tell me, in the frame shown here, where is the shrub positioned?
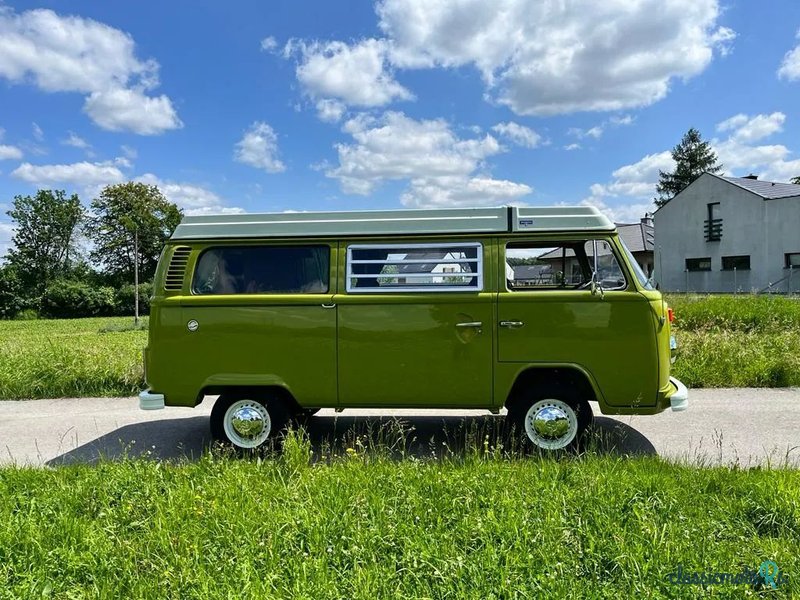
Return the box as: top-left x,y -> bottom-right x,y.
40,280 -> 116,319
114,283 -> 153,316
0,265 -> 25,319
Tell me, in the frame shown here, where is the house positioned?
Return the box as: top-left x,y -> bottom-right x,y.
654,173 -> 800,293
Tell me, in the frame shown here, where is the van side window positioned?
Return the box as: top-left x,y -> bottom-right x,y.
505,240 -> 626,291
192,246 -> 330,295
347,242 -> 482,292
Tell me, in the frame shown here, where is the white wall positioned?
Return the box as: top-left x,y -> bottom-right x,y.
654,174 -> 800,292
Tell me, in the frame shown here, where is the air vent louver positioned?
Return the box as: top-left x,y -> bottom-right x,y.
164,246 -> 191,291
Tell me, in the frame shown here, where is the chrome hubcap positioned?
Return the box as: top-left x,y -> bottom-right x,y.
524,399 -> 578,450
223,399 -> 271,448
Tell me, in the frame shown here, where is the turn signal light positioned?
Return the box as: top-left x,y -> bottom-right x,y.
667,308 -> 675,323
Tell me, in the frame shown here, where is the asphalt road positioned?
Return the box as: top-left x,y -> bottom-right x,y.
1,389 -> 798,467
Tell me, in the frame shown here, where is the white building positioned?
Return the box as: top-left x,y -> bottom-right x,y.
654,173 -> 800,293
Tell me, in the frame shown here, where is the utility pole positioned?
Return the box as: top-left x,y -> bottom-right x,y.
134,227 -> 139,326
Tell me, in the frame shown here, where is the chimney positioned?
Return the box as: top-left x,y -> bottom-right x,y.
641,213 -> 653,227
743,174 -> 758,180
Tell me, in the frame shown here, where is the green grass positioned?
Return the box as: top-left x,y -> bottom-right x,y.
0,435 -> 798,598
0,295 -> 799,399
668,295 -> 800,388
0,317 -> 147,399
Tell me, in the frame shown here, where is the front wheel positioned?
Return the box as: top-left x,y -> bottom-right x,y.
210,393 -> 290,451
506,387 -> 592,452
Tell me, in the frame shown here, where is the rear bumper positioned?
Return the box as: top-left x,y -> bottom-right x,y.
668,376 -> 689,412
139,389 -> 165,410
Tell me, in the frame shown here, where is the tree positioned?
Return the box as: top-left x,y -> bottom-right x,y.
655,128 -> 722,207
86,182 -> 182,322
791,176 -> 800,185
5,189 -> 84,295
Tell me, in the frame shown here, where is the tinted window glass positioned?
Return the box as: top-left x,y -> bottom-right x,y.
192,246 -> 329,294
347,243 -> 482,292
685,257 -> 711,272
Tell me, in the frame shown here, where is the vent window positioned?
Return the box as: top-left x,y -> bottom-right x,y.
164,246 -> 191,291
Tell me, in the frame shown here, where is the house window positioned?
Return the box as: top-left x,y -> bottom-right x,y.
686,257 -> 711,272
704,202 -> 722,241
346,242 -> 482,292
786,253 -> 800,268
721,255 -> 750,271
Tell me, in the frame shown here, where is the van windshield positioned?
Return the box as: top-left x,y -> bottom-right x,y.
620,239 -> 653,290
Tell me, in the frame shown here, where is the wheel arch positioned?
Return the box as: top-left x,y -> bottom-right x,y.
504,365 -> 602,411
203,384 -> 303,414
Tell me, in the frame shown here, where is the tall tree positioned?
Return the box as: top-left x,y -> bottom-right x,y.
5,189 -> 84,294
655,128 -> 722,207
791,176 -> 800,185
87,181 -> 182,286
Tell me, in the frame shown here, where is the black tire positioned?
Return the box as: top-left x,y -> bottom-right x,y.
505,383 -> 592,452
210,392 -> 291,451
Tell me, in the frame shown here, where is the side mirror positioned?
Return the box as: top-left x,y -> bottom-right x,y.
590,273 -> 605,299
655,282 -> 661,291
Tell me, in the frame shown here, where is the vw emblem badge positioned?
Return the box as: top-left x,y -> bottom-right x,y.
187,319 -> 199,332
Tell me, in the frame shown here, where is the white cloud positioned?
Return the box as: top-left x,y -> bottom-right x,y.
590,151 -> 675,199
580,196 -> 654,224
61,131 -> 91,150
290,38 -> 413,109
491,121 -> 542,148
327,111 -> 532,207
234,122 -> 286,173
31,122 -> 44,141
316,99 -> 346,123
569,115 -> 635,140
83,88 -> 182,135
376,0 -> 734,115
564,143 -> 581,151
778,30 -> 800,81
260,36 -> 278,52
136,174 -> 244,215
0,7 -> 181,134
716,112 -> 785,143
120,145 -> 137,160
0,222 -> 14,259
0,144 -> 23,160
11,160 -> 125,189
401,175 -> 531,208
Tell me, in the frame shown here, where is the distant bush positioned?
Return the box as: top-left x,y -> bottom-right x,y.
40,280 -> 116,319
113,283 -> 153,316
14,309 -> 39,321
0,266 -> 25,319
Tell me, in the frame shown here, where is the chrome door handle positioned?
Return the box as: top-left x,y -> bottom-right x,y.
321,303 -> 336,309
500,320 -> 524,328
456,321 -> 483,328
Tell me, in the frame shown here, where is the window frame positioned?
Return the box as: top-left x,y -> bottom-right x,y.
345,241 -> 484,294
190,243 -> 332,296
685,257 -> 712,272
785,253 -> 800,269
721,255 -> 750,271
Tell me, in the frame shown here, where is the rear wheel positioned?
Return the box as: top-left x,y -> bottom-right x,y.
506,385 -> 592,452
210,393 -> 290,451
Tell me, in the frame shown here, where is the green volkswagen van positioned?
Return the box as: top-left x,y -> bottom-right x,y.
140,206 -> 687,451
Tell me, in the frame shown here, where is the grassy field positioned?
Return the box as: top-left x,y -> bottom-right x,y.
0,435 -> 798,598
0,294 -> 798,399
0,317 -> 146,399
669,295 -> 800,388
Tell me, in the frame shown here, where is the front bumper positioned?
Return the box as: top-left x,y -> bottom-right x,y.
668,376 -> 688,412
139,389 -> 165,410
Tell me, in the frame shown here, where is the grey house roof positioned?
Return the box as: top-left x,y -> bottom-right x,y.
721,175 -> 800,200
616,221 -> 654,253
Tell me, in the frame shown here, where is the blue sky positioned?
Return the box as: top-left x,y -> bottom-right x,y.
1,0 -> 799,255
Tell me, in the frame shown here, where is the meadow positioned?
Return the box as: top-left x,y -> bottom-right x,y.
0,294 -> 799,399
0,433 -> 798,599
